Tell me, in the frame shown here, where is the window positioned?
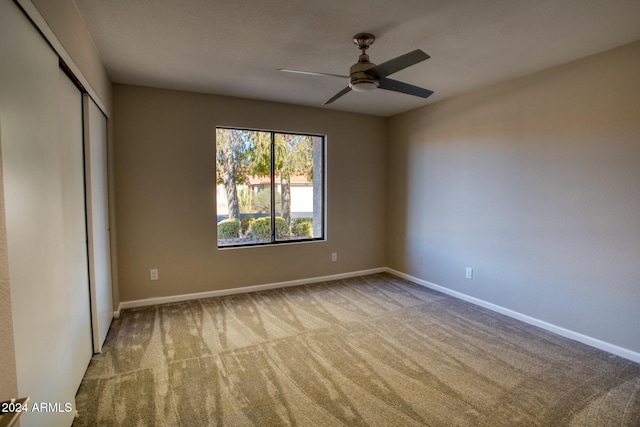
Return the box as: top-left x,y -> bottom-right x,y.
216,127 -> 325,247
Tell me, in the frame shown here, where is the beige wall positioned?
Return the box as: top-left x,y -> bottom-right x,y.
113,85 -> 387,301
387,41 -> 640,353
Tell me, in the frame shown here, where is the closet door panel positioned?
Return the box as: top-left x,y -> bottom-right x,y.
59,68 -> 93,391
1,4 -> 70,420
84,94 -> 113,352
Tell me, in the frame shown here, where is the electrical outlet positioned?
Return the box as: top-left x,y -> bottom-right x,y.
465,267 -> 473,280
418,256 -> 423,265
331,252 -> 337,262
150,268 -> 159,281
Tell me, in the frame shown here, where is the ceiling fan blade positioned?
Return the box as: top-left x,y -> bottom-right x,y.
378,78 -> 434,99
371,49 -> 430,79
323,86 -> 352,105
279,69 -> 348,79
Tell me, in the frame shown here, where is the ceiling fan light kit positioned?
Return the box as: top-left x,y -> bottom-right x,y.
280,32 -> 433,105
351,82 -> 378,92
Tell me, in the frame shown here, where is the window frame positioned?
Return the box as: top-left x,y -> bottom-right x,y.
215,126 -> 326,249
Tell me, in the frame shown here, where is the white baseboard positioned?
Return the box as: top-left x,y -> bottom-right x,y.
113,266 -> 638,364
116,267 -> 386,312
386,268 -> 640,364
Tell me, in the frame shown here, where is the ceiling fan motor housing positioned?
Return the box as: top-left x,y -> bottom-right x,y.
349,60 -> 379,91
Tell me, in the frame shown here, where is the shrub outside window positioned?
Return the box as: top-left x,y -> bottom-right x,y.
216,127 -> 325,247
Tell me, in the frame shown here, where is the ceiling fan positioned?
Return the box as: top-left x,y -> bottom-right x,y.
280,33 -> 433,105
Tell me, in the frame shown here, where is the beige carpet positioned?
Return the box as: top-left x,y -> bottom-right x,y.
74,273 -> 640,426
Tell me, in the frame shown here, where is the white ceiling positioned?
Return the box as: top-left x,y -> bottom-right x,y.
73,0 -> 640,117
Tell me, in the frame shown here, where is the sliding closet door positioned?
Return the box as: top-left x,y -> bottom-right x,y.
84,94 -> 113,352
59,69 -> 93,390
0,1 -> 92,425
